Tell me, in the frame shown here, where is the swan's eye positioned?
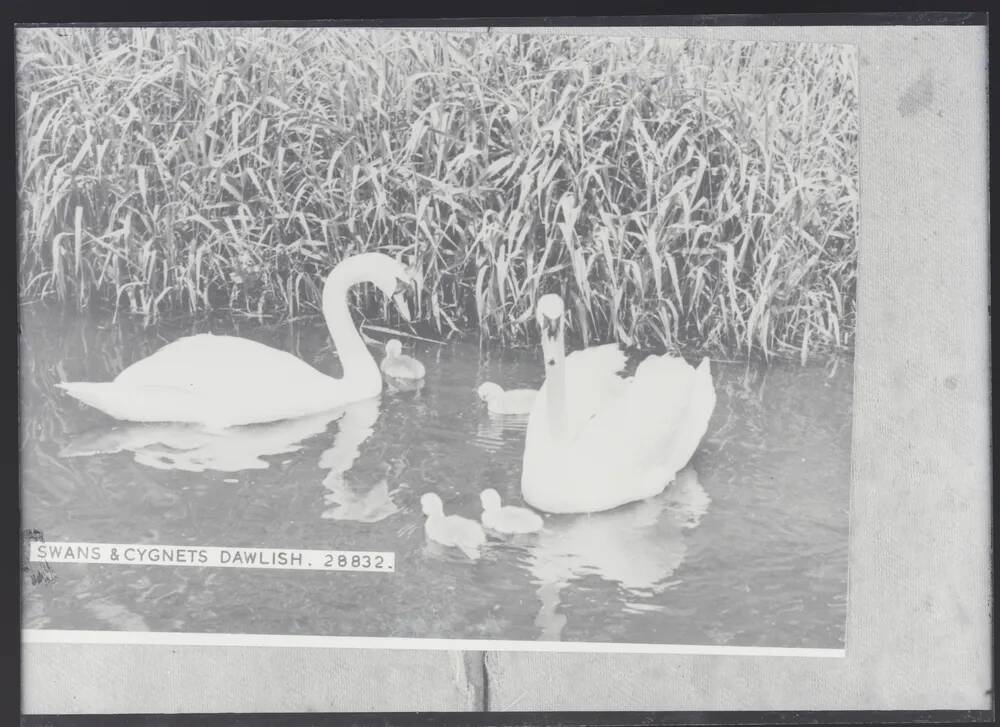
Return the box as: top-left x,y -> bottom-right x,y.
546,358 -> 556,366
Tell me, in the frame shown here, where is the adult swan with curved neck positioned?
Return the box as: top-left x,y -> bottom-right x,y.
58,253 -> 415,429
521,294 -> 716,514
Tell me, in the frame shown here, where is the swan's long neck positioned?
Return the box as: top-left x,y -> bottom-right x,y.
542,328 -> 569,442
322,261 -> 380,388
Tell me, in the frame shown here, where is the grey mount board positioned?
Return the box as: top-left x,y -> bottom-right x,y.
20,23 -> 990,713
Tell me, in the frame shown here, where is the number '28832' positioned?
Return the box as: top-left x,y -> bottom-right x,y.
323,553 -> 385,569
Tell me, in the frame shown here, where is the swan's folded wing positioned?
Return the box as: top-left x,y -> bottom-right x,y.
111,334 -> 341,423
573,354 -> 714,477
561,343 -> 628,434
627,355 -> 715,474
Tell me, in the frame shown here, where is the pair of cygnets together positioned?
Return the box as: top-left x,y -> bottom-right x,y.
380,339 -> 537,416
380,343 -> 541,560
419,488 -> 543,559
381,343 -> 541,561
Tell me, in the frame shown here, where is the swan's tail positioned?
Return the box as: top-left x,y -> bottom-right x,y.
56,382 -> 124,414
677,357 -> 717,467
639,354 -> 717,476
56,381 -> 191,423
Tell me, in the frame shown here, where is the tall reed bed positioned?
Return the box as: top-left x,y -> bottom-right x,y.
17,28 -> 858,361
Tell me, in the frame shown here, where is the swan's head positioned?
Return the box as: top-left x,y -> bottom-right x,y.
479,488 -> 502,512
385,339 -> 403,358
536,294 -> 565,331
345,253 -> 416,323
477,382 -> 503,403
419,492 -> 444,516
536,294 -> 565,367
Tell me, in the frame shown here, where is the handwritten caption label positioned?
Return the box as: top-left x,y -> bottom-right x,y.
29,541 -> 394,573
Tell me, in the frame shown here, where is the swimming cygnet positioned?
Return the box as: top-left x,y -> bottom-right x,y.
480,488 -> 544,534
381,339 -> 426,381
476,382 -> 537,415
420,493 -> 486,559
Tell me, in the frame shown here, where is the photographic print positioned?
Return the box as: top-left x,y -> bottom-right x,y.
19,27 -> 857,654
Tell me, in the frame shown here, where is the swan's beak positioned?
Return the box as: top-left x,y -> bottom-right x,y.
539,314 -> 562,368
392,277 -> 413,323
541,314 -> 561,340
393,276 -> 414,297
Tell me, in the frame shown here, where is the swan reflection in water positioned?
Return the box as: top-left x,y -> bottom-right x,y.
59,409 -> 345,473
525,467 -> 711,640
59,398 -> 709,639
318,397 -> 403,523
59,397 -> 402,524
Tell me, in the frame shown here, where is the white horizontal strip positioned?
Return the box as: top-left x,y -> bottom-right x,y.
28,541 -> 394,573
22,629 -> 845,658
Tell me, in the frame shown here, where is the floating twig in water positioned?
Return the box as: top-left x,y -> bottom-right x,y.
361,324 -> 446,345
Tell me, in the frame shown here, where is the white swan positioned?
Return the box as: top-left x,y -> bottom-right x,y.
380,339 -> 426,381
480,488 -> 544,534
477,382 -> 537,415
57,253 -> 414,429
419,493 -> 486,559
521,294 -> 716,514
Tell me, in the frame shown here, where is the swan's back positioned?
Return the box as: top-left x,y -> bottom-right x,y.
115,335 -> 320,391
64,334 -> 345,428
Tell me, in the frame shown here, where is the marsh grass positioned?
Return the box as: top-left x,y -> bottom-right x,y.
17,28 -> 858,362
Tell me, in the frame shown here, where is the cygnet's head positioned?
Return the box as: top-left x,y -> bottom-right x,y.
477,382 -> 503,403
419,492 -> 443,516
479,488 -> 502,511
385,339 -> 403,357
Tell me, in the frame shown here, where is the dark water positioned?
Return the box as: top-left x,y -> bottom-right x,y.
20,305 -> 852,648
